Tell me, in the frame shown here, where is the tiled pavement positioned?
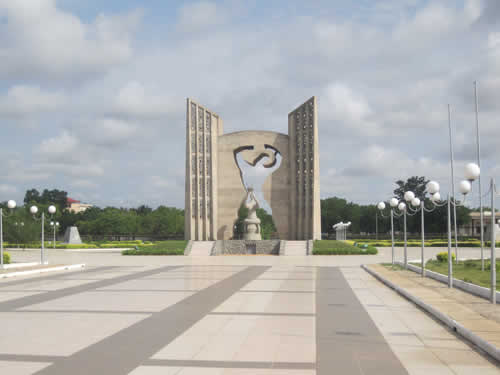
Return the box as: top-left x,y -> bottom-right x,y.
0,255 -> 499,374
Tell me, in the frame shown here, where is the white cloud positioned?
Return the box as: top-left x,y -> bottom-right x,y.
321,83 -> 379,135
0,184 -> 17,194
113,81 -> 178,118
69,179 -> 99,189
0,85 -> 66,116
176,1 -> 225,33
89,118 -> 139,147
37,131 -> 79,157
0,0 -> 142,78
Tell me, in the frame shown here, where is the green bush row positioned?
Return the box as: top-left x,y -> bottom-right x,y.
436,252 -> 456,262
122,249 -> 184,256
313,240 -> 378,255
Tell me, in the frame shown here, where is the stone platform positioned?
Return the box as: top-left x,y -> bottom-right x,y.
213,240 -> 280,255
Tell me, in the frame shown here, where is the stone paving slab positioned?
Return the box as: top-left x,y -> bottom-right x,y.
367,264 -> 500,360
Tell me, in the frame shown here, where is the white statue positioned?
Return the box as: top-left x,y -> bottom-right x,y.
243,188 -> 262,240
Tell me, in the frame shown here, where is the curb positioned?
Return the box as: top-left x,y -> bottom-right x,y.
2,262 -> 39,269
0,263 -> 86,279
361,264 -> 500,362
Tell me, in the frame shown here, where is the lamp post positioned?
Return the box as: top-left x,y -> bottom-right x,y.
30,205 -> 57,265
14,221 -> 24,248
474,81 -> 485,271
481,178 -> 500,304
377,198 -> 400,265
1,199 -> 17,267
418,164 -> 479,287
50,221 -> 59,249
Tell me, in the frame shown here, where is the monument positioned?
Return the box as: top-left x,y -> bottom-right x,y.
185,96 -> 321,240
63,226 -> 82,244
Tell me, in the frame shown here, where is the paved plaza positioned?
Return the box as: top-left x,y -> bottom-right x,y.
0,248 -> 499,374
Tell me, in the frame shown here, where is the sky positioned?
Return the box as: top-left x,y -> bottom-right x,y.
1,0 -> 499,210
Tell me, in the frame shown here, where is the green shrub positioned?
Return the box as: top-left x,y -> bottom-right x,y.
122,248 -> 184,256
2,252 -> 10,264
485,262 -> 499,271
464,260 -> 477,268
99,243 -> 139,248
55,244 -> 99,249
436,252 -> 456,262
313,240 -> 377,255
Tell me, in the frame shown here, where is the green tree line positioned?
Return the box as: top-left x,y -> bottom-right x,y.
0,177 -> 478,242
321,176 -> 472,237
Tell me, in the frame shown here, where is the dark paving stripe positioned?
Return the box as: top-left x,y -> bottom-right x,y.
238,290 -> 313,294
316,267 -> 408,375
0,354 -> 64,362
145,359 -> 316,369
209,312 -> 315,317
93,289 -> 201,292
33,266 -> 270,375
0,266 -> 117,287
18,309 -> 156,315
0,266 -> 183,312
255,278 -> 314,280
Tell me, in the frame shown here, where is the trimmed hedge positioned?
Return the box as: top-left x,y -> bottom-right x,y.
436,251 -> 456,262
2,252 -> 10,264
312,240 -> 378,255
122,249 -> 184,256
121,240 -> 188,256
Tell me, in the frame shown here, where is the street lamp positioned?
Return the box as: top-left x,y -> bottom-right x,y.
416,164 -> 479,288
482,178 -> 500,304
0,199 -> 17,267
30,205 -> 57,265
14,221 -> 24,248
377,198 -> 400,265
50,221 -> 59,249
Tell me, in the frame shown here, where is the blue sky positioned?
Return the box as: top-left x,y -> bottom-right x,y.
1,0 -> 499,209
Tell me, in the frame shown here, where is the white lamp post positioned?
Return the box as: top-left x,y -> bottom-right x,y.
31,205 -> 57,265
1,199 -> 17,267
50,221 -> 59,249
377,199 -> 400,265
423,164 -> 479,288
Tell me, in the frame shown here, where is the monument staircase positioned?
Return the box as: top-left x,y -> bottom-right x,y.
188,241 -> 215,256
282,241 -> 308,256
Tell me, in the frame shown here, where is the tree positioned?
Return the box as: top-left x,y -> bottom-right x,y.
24,189 -> 41,206
393,176 -> 429,201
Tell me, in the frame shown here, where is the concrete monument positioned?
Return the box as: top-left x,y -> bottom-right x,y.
63,226 -> 82,244
185,96 -> 321,240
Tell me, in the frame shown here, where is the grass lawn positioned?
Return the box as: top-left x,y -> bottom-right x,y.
122,240 -> 188,256
312,240 -> 377,255
424,259 -> 499,289
350,238 -> 498,248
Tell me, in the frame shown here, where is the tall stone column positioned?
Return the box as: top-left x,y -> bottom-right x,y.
185,98 -> 222,240
288,97 -> 322,240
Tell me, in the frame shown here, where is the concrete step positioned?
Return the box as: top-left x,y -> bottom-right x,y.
283,241 -> 308,256
189,241 -> 214,256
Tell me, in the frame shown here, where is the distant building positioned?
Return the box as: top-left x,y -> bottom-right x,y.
67,198 -> 93,213
459,211 -> 500,236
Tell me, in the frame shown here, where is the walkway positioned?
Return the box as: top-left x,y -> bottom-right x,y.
0,251 -> 497,374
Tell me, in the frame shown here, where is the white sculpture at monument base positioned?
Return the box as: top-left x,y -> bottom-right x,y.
243,188 -> 261,240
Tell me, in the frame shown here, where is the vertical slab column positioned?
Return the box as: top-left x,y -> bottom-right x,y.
185,98 -> 220,240
288,96 -> 321,240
